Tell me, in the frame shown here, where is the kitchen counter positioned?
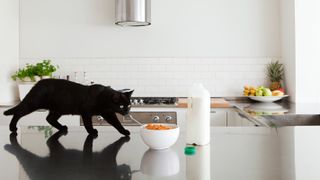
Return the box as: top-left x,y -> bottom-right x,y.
230,99 -> 320,115
230,100 -> 320,127
1,125 -> 320,180
1,98 -> 319,128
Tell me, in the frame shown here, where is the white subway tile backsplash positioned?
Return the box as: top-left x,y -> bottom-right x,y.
189,72 -> 212,79
20,57 -> 273,97
194,64 -> 210,72
149,64 -> 166,72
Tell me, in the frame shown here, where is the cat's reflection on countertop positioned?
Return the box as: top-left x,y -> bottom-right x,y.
4,132 -> 132,180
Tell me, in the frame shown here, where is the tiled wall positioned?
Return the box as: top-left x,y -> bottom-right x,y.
20,58 -> 273,97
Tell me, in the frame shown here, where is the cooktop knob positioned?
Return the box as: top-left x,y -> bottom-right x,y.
165,116 -> 172,121
133,99 -> 138,105
97,116 -> 104,121
139,99 -> 144,105
152,116 -> 160,122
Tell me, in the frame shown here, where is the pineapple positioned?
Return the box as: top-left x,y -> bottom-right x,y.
267,60 -> 284,91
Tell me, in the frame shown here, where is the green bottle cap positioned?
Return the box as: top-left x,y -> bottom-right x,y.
184,146 -> 196,155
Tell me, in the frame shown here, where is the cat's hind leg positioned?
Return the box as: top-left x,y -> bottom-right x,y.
9,115 -> 21,132
81,114 -> 98,136
9,103 -> 38,132
46,112 -> 67,132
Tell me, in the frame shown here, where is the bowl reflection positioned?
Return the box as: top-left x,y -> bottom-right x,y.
140,148 -> 180,177
244,102 -> 289,116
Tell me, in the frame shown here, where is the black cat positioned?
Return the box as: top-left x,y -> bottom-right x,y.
3,79 -> 133,136
4,132 -> 132,180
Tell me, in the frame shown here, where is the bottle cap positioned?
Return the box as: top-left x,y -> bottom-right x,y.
184,146 -> 196,155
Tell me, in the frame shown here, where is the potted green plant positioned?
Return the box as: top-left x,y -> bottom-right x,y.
11,60 -> 58,100
34,60 -> 58,79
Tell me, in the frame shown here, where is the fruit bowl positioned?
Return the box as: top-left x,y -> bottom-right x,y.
248,95 -> 288,102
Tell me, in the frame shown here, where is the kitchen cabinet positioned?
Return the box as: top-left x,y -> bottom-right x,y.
210,109 -> 227,126
211,108 -> 257,127
227,109 -> 257,126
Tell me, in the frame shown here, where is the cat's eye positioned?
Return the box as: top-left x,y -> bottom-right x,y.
127,105 -> 131,108
120,105 -> 124,109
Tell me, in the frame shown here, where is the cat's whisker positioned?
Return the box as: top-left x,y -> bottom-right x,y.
127,114 -> 144,126
131,170 -> 140,174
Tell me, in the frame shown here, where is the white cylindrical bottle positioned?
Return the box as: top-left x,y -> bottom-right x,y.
186,83 -> 211,145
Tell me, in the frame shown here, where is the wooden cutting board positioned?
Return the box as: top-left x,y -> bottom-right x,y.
177,98 -> 230,108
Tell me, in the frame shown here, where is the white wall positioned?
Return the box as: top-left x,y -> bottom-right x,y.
0,0 -> 19,105
20,0 -> 281,58
19,0 -> 281,96
280,0 -> 296,102
295,0 -> 320,103
281,0 -> 320,103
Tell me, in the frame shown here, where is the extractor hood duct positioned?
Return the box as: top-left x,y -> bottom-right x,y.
115,0 -> 151,26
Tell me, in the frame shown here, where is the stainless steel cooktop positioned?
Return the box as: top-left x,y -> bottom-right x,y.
80,97 -> 179,126
85,112 -> 177,126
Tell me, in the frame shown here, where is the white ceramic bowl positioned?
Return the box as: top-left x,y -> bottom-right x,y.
140,123 -> 180,150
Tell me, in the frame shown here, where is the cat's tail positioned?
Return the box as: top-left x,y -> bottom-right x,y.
3,106 -> 19,116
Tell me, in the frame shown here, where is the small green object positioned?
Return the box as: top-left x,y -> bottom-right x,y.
184,146 -> 196,155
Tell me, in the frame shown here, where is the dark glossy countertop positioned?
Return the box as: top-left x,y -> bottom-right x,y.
1,125 -> 320,180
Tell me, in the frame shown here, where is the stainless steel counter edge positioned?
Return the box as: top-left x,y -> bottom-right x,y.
229,100 -> 320,128
231,104 -> 272,127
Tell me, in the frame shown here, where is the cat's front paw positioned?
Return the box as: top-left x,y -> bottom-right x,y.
121,129 -> 130,136
59,126 -> 68,132
120,136 -> 130,142
88,129 -> 98,136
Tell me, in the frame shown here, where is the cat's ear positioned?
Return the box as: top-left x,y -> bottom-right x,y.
123,90 -> 134,98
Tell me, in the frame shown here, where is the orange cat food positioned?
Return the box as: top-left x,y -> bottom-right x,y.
145,124 -> 174,130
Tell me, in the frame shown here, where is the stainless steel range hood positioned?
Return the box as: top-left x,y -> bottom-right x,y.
115,0 -> 151,26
